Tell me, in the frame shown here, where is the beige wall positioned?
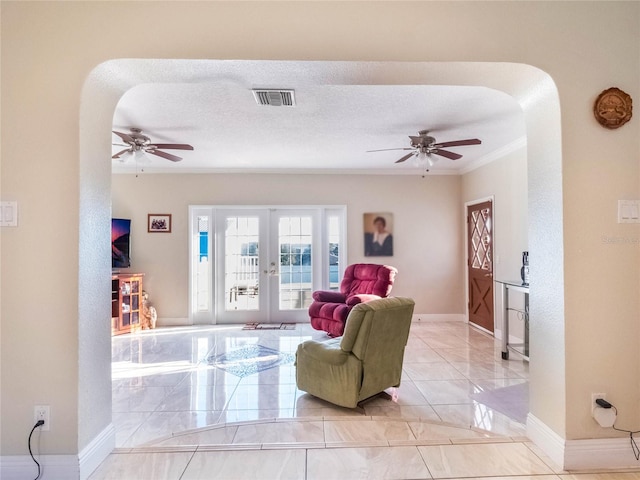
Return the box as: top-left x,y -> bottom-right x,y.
112,173 -> 464,319
1,1 -> 639,472
462,146 -> 529,331
462,147 -> 529,280
113,147 -> 525,328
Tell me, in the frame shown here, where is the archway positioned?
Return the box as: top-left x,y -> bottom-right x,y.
79,59 -> 564,460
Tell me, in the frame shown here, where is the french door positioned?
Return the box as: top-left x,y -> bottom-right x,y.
190,206 -> 344,324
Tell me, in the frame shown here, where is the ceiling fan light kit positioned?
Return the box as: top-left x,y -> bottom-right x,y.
367,129 -> 482,172
411,152 -> 437,168
112,127 -> 194,163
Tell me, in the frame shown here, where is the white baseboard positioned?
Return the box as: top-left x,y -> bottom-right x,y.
527,413 -> 640,470
156,317 -> 191,327
0,454 -> 79,480
412,313 -> 466,322
0,424 -> 115,480
168,315 -> 468,327
527,413 -> 566,468
164,316 -> 470,326
79,423 -> 115,480
564,436 -> 640,470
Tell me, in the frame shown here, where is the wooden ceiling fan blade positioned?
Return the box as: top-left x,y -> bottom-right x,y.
150,143 -> 194,151
395,152 -> 416,164
433,138 -> 482,148
431,149 -> 463,160
112,148 -> 132,159
147,149 -> 183,162
113,131 -> 134,144
367,148 -> 413,153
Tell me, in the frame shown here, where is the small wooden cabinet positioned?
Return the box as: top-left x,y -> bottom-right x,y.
112,273 -> 144,336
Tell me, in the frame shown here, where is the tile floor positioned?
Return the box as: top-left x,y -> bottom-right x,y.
90,320 -> 640,479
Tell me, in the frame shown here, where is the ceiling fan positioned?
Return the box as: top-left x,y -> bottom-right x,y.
367,130 -> 482,165
112,127 -> 194,162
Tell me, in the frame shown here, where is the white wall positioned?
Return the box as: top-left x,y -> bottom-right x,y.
112,173 -> 464,319
1,1 -> 639,474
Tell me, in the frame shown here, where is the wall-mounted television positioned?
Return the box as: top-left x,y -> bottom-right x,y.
112,218 -> 131,269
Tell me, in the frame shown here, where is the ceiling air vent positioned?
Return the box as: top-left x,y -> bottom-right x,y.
252,89 -> 296,107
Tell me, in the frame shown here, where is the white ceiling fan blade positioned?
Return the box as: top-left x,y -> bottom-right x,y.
367,148 -> 414,153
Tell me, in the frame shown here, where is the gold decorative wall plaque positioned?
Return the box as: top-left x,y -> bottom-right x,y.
594,87 -> 632,129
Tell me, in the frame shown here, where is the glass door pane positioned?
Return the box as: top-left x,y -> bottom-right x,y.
215,209 -> 267,324
277,215 -> 313,311
224,216 -> 260,311
201,206 -> 345,324
190,207 -> 214,325
268,209 -> 319,323
327,215 -> 341,291
196,215 -> 210,311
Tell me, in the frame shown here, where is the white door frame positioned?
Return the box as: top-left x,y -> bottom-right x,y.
189,205 -> 347,324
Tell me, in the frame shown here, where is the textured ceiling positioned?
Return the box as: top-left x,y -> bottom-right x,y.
112,63 -> 526,175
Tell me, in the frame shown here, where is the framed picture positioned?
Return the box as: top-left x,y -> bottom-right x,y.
148,214 -> 172,233
364,212 -> 393,256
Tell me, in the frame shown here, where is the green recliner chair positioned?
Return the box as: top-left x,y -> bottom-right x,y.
295,296 -> 415,408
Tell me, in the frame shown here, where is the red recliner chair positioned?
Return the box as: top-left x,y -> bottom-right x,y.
309,263 -> 397,337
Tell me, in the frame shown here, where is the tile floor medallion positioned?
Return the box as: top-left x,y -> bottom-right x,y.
207,344 -> 295,378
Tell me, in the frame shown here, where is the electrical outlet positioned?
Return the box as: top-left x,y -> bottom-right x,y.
34,405 -> 50,431
591,393 -> 606,415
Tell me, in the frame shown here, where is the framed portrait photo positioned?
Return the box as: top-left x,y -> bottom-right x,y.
364,212 -> 393,256
148,214 -> 172,233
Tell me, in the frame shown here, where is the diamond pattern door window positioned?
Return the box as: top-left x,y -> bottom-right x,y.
470,208 -> 492,271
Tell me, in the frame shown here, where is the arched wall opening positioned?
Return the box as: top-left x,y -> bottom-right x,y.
79,59 -> 564,456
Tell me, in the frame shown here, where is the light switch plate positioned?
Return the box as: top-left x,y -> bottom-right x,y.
0,201 -> 18,227
618,200 -> 640,223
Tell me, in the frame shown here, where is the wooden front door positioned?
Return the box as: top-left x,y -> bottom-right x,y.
467,200 -> 494,332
